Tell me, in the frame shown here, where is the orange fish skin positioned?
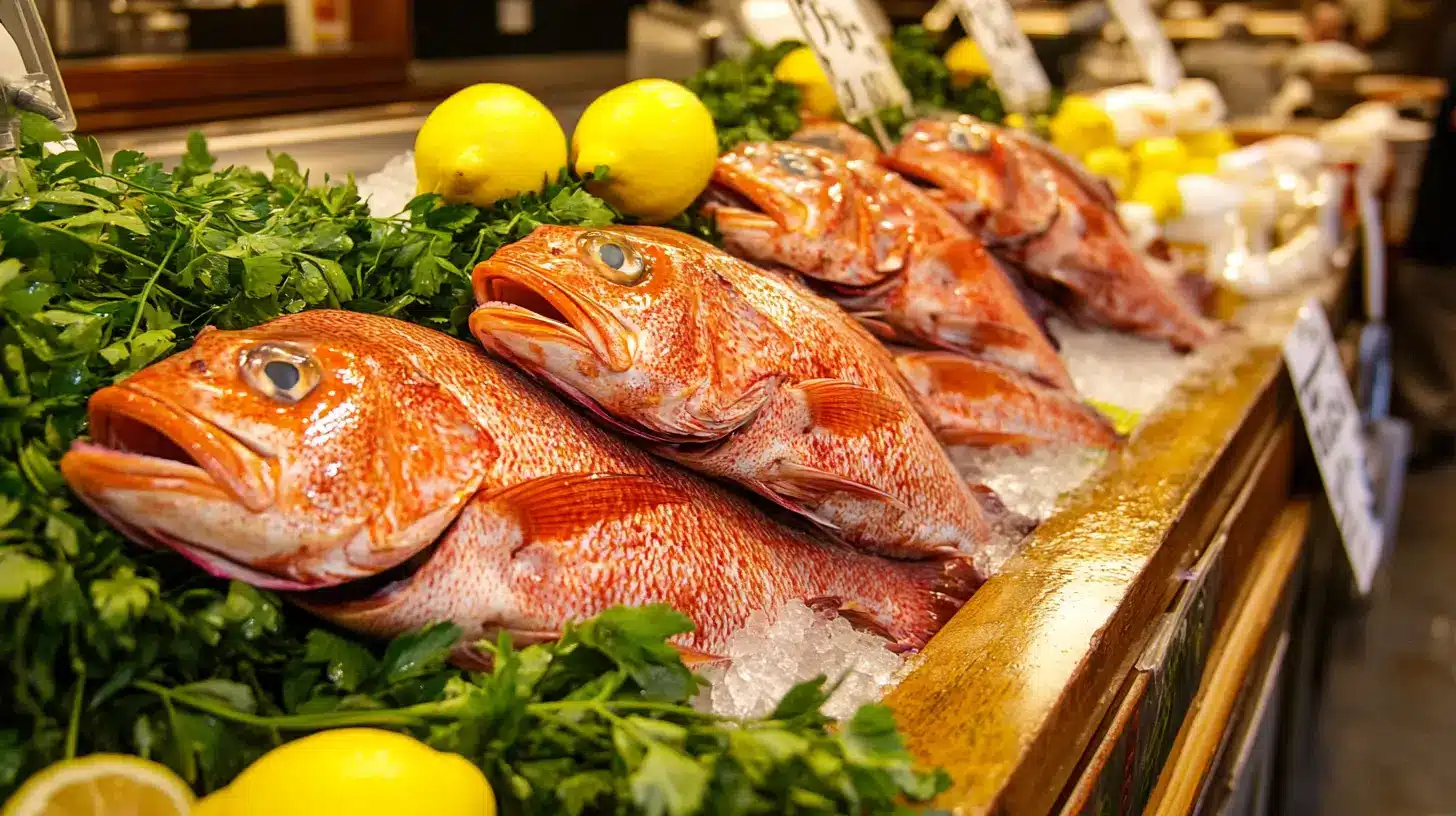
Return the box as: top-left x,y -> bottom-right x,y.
471,225 -> 995,560
885,116 -> 1211,350
790,120 -> 885,162
893,349 -> 1121,451
59,311 -> 978,654
707,141 -> 1073,391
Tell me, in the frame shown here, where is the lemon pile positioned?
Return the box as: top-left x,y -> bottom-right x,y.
1047,94 -> 1237,223
2,730 -> 495,816
414,79 -> 719,224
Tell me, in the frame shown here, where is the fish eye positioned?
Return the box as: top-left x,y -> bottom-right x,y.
948,124 -> 990,154
241,342 -> 320,404
793,134 -> 841,153
777,151 -> 820,178
577,231 -> 650,286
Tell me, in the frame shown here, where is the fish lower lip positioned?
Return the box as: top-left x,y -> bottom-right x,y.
55,458 -> 320,591
470,264 -> 635,372
85,385 -> 276,512
470,302 -> 597,358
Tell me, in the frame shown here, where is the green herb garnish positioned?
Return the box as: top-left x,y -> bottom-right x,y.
687,41 -> 805,152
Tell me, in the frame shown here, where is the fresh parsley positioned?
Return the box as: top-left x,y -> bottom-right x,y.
686,41 -> 805,152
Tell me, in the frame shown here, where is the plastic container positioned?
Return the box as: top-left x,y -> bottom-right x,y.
0,0 -> 77,135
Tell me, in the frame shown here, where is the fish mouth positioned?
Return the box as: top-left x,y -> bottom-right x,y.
57,386 -> 317,591
471,258 -> 636,373
708,150 -> 812,231
78,385 -> 276,512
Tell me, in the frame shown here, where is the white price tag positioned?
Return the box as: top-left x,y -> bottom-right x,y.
950,0 -> 1051,114
785,0 -> 911,124
1284,302 -> 1385,594
1105,0 -> 1183,92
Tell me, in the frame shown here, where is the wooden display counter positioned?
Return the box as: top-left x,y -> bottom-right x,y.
885,285 -> 1343,814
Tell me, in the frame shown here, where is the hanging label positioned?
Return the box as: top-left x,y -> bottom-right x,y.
784,0 -> 911,123
1355,172 -> 1386,321
950,0 -> 1051,114
1105,0 -> 1183,92
1283,302 -> 1384,594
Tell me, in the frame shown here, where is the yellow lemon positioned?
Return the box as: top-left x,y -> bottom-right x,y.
1049,95 -> 1117,159
2,754 -> 193,816
573,78 -> 719,223
1180,127 -> 1237,159
1004,112 -> 1028,130
944,37 -> 991,83
1129,171 -> 1184,222
191,729 -> 494,816
415,84 -> 567,207
1131,137 -> 1189,177
773,46 -> 839,119
1084,145 -> 1133,197
1186,156 -> 1220,175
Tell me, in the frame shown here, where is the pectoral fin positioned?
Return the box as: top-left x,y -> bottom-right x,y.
762,460 -> 909,512
793,378 -> 904,437
491,473 -> 690,548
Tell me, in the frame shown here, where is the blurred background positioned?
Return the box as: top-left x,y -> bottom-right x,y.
30,0 -> 1450,175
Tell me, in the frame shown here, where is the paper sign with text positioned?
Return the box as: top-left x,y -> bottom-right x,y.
1105,0 -> 1183,92
1284,302 -> 1384,594
951,0 -> 1051,113
785,0 -> 911,123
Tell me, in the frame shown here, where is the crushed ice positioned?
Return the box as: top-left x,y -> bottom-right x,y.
955,444 -> 1108,525
1052,319 -> 1195,415
696,601 -> 906,720
357,152 -> 418,218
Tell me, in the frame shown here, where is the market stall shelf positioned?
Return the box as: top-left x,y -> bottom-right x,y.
883,291 -> 1317,813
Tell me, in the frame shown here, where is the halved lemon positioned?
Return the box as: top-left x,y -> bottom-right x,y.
2,754 -> 194,816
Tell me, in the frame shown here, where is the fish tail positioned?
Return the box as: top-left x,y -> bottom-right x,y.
809,553 -> 983,652
898,554 -> 984,651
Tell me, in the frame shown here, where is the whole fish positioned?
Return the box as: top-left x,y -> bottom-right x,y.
894,349 -> 1120,450
59,311 -> 979,656
706,140 -> 1073,390
884,116 -> 1211,350
470,225 -> 996,560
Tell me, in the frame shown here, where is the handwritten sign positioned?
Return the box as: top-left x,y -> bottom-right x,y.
950,0 -> 1051,114
1284,302 -> 1384,594
784,0 -> 911,123
1105,0 -> 1183,92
